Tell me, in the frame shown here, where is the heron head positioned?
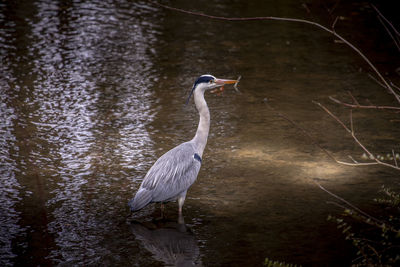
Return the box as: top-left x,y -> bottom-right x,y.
186,74 -> 237,104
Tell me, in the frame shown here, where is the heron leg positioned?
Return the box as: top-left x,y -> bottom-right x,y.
160,203 -> 165,218
178,191 -> 187,215
178,214 -> 185,225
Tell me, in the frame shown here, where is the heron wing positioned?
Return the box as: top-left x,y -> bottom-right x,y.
141,141 -> 202,203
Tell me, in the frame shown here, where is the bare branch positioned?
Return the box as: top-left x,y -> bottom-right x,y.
265,102 -> 378,167
329,96 -> 400,110
368,73 -> 388,90
336,160 -> 378,167
320,183 -> 400,236
371,4 -> 400,37
155,2 -> 400,171
376,14 -> 400,52
315,182 -> 384,225
313,101 -> 351,133
314,101 -> 400,170
265,103 -> 337,162
267,100 -> 400,170
391,82 -> 400,93
367,75 -> 400,104
154,2 -> 396,101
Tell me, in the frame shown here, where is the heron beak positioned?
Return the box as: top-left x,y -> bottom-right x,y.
214,78 -> 238,85
211,78 -> 238,94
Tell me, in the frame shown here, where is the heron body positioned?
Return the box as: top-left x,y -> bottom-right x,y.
128,74 -> 237,215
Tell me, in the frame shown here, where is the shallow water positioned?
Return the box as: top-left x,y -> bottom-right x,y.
1,0 -> 399,266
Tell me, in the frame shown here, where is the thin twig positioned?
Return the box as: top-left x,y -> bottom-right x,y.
154,2 -> 397,101
301,3 -> 311,15
313,101 -> 350,132
266,99 -> 399,170
316,182 -> 384,225
391,82 -> 400,93
366,99 -> 374,106
367,77 -> 400,106
315,101 -> 371,157
350,109 -> 354,134
329,96 -> 400,110
371,4 -> 400,37
266,102 -> 378,167
368,73 -> 389,91
348,155 -> 358,163
392,149 -> 398,167
366,244 -> 382,264
347,91 -> 360,105
314,101 -> 400,170
376,15 -> 400,52
332,16 -> 339,31
265,103 -> 338,162
328,0 -> 341,15
266,100 -> 399,169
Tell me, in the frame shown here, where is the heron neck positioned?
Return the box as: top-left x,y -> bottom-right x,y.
192,89 -> 210,157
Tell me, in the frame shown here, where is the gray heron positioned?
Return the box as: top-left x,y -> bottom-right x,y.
128,74 -> 237,215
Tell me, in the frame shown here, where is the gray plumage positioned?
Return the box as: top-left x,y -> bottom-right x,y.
128,142 -> 201,211
128,74 -> 237,215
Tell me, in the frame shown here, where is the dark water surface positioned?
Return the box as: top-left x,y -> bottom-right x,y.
1,0 -> 399,266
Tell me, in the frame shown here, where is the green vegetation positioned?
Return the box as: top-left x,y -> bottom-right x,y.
264,257 -> 301,267
328,187 -> 400,266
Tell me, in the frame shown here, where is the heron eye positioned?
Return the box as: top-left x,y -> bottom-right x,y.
209,80 -> 214,84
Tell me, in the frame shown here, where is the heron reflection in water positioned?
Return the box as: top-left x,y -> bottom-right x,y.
129,75 -> 238,215
130,216 -> 202,266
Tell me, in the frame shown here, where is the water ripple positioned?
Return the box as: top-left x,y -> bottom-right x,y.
1,0 -> 161,265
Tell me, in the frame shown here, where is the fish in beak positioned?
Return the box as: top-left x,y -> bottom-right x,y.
211,78 -> 238,94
